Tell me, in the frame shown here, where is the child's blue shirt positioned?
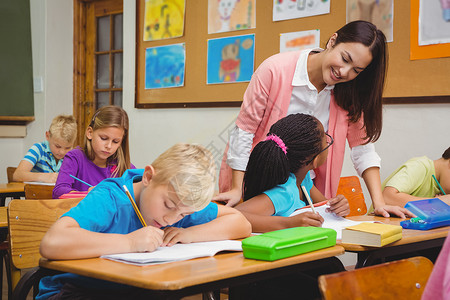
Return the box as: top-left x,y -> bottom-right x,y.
37,169 -> 218,299
22,140 -> 62,173
263,171 -> 313,217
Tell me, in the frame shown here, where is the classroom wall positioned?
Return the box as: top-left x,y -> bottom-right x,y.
1,0 -> 449,214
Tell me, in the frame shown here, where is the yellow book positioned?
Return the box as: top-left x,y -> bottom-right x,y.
341,223 -> 402,247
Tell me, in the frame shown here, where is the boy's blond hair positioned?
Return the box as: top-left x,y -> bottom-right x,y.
49,115 -> 77,143
151,143 -> 216,211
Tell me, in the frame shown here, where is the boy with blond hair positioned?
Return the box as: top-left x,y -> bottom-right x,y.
13,114 -> 77,183
38,143 -> 251,299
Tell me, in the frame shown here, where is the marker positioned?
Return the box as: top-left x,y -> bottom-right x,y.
123,185 -> 147,227
69,174 -> 93,187
301,185 -> 316,214
432,174 -> 446,195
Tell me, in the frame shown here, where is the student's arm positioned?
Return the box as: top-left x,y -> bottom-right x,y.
309,186 -> 350,217
162,205 -> 251,246
52,153 -> 80,198
40,216 -> 164,260
13,160 -> 58,183
235,194 -> 323,233
212,169 -> 244,207
384,186 -> 450,206
363,167 -> 415,218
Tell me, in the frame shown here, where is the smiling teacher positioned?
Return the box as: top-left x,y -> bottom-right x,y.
214,20 -> 411,218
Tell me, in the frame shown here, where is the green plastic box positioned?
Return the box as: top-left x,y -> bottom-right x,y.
242,227 -> 337,261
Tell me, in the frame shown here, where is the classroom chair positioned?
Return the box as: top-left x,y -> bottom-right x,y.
337,176 -> 367,216
7,167 -> 17,183
24,184 -> 54,199
8,197 -> 82,299
318,256 -> 434,300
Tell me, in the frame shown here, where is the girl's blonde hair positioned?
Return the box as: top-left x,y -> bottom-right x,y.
151,143 -> 216,211
84,105 -> 130,177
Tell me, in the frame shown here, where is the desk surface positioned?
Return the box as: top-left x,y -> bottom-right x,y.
343,215 -> 449,251
40,245 -> 344,291
0,182 -> 25,194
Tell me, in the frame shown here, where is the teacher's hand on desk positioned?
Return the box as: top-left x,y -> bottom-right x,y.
374,205 -> 416,219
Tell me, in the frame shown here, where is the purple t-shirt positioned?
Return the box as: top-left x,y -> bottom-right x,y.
52,147 -> 135,198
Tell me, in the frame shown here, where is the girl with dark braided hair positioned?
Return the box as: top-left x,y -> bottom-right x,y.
235,114 -> 349,233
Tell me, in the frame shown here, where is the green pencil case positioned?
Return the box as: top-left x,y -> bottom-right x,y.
242,227 -> 337,261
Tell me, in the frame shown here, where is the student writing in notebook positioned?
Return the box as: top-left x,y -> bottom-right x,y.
52,105 -> 135,198
235,114 -> 351,233
382,146 -> 450,206
39,143 -> 251,299
13,115 -> 77,183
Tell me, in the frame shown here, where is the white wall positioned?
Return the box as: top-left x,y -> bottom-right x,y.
1,0 -> 449,206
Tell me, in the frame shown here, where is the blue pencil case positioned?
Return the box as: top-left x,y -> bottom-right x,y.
400,198 -> 450,230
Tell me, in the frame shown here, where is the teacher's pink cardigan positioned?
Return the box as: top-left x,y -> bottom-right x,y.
219,50 -> 367,199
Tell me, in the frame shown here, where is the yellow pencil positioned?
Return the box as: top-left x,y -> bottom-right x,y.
301,185 -> 316,214
123,185 -> 147,227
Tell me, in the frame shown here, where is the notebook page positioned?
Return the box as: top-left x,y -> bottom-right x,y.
290,205 -> 373,239
101,240 -> 242,266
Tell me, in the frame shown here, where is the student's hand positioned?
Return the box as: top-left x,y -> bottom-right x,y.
45,172 -> 59,183
374,205 -> 416,219
88,185 -> 95,192
162,227 -> 193,246
288,211 -> 324,227
326,194 -> 350,217
127,226 -> 163,252
212,188 -> 242,207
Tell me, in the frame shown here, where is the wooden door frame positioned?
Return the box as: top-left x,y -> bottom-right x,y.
73,0 -> 123,147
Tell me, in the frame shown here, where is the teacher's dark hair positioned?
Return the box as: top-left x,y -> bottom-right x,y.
243,114 -> 323,201
332,20 -> 388,143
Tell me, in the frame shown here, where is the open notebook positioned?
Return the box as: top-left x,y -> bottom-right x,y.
101,240 -> 242,266
290,202 -> 373,239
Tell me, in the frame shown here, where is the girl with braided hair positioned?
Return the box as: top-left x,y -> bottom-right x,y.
235,113 -> 349,232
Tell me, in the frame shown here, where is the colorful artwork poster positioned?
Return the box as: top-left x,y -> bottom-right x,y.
418,0 -> 450,46
207,34 -> 255,85
280,29 -> 320,53
145,43 -> 185,89
208,0 -> 256,34
346,0 -> 394,42
273,0 -> 330,22
143,0 -> 185,41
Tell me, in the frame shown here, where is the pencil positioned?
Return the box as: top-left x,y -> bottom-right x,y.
301,185 -> 316,214
69,174 -> 93,187
123,185 -> 147,227
432,174 -> 446,195
45,161 -> 55,172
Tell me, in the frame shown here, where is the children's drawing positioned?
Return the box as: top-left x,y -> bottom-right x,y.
145,43 -> 185,89
208,0 -> 256,34
280,30 -> 320,53
207,34 -> 255,84
419,0 -> 450,46
346,0 -> 393,42
273,0 -> 330,22
143,0 -> 185,41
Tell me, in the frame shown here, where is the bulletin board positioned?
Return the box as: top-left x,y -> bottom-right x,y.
135,0 -> 450,108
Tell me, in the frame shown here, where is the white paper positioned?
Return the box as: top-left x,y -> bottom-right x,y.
101,240 -> 242,266
290,205 -> 373,239
23,181 -> 55,186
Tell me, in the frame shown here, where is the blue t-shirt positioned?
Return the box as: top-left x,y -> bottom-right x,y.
22,140 -> 62,173
37,169 -> 218,299
263,172 -> 313,217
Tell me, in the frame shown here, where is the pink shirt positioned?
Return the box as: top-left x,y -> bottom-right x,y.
219,50 -> 367,198
422,231 -> 450,300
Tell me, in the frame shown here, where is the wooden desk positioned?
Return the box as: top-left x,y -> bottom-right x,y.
0,182 -> 24,206
343,215 -> 449,268
38,246 -> 345,299
0,207 -> 7,228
